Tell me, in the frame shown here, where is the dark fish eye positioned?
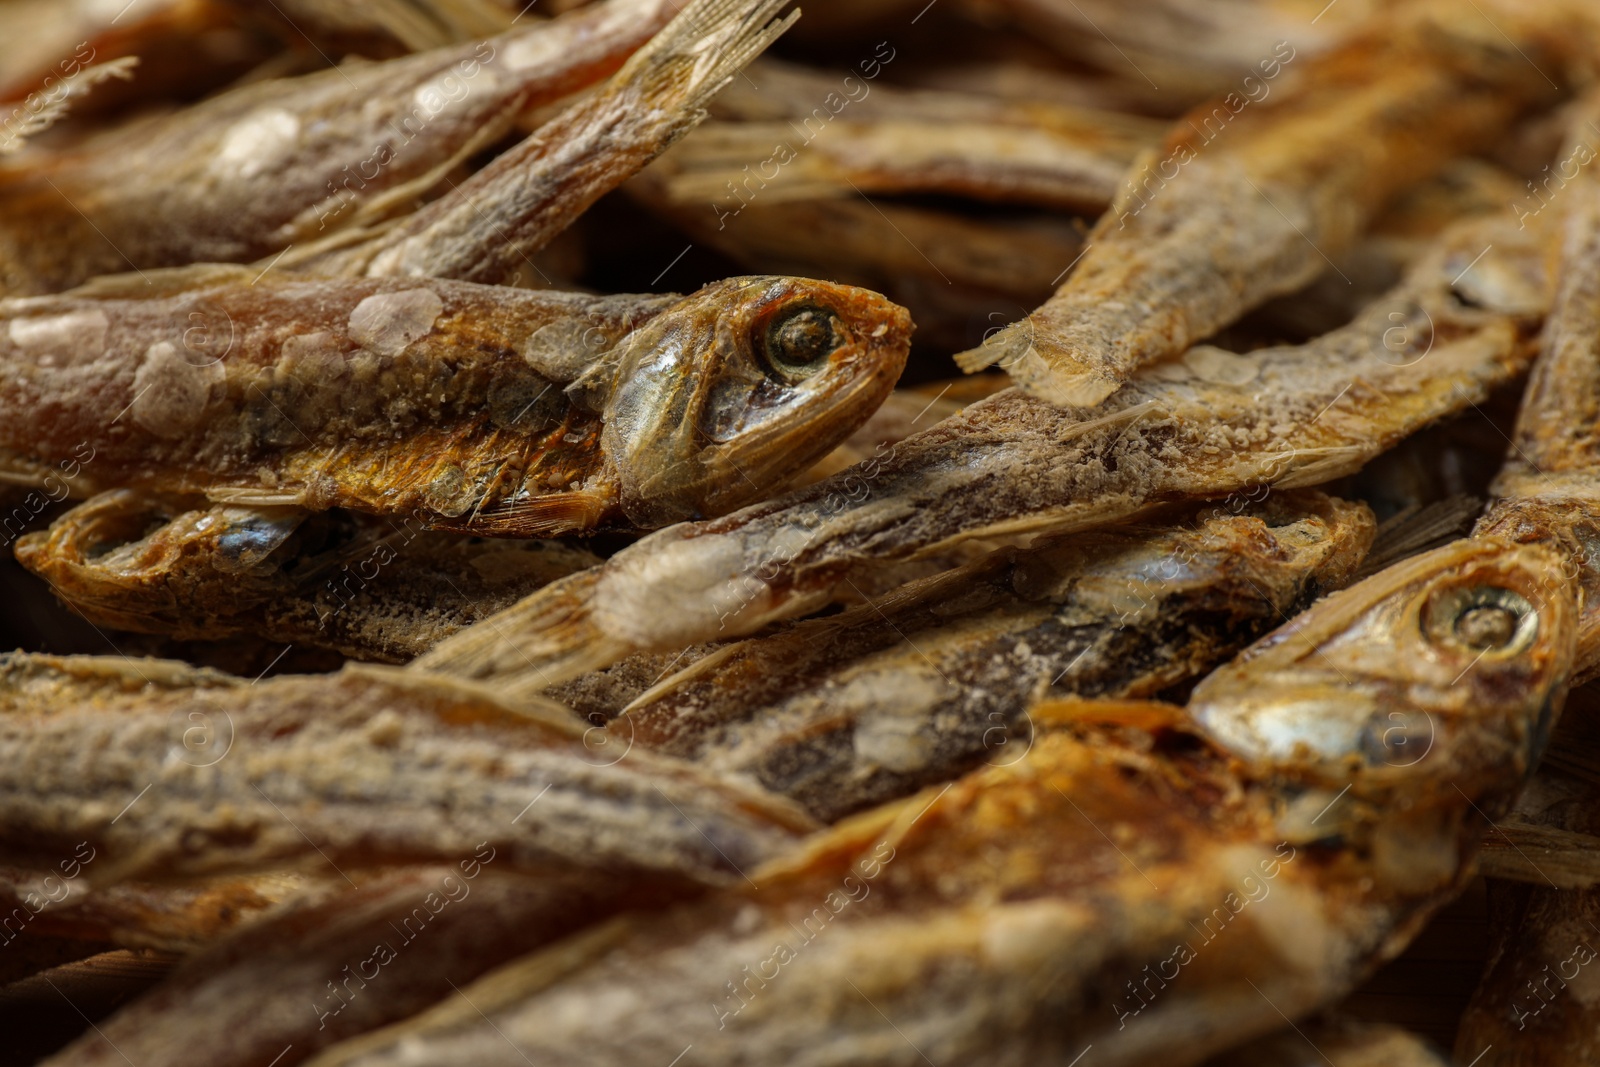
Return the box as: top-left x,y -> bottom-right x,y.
759,303 -> 840,383
1423,584 -> 1538,655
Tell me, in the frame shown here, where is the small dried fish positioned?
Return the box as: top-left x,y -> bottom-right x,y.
960,4 -> 1565,405
618,491 -> 1372,822
315,538 -> 1574,1067
655,115 -> 1147,218
0,0 -> 677,294
416,214 -> 1549,696
38,867 -> 664,1067
1476,103 -> 1600,682
16,490 -> 604,662
655,57 -> 1159,218
0,656 -> 816,884
0,863 -> 314,954
0,275 -> 909,534
302,0 -> 799,285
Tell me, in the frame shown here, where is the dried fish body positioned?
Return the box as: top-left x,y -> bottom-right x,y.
960,4 -> 1566,406
1477,109 -> 1600,682
315,538 -> 1574,1067
0,0 -> 677,295
656,59 -> 1160,218
619,491 -> 1373,822
15,490 -> 604,662
707,58 -> 1167,141
306,0 -> 800,286
38,867 -> 670,1067
0,274 -> 909,534
657,116 -> 1144,217
0,657 -> 815,884
416,214 -> 1550,696
0,863 -> 315,954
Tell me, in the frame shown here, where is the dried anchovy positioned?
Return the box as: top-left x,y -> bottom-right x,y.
0,657 -> 815,884
960,3 -> 1566,405
300,0 -> 799,285
40,867 -> 674,1067
17,490 -> 605,662
310,538 -> 1575,1067
415,214 -> 1550,698
1477,104 -> 1600,682
0,0 -> 676,294
0,275 -> 908,534
618,491 -> 1372,822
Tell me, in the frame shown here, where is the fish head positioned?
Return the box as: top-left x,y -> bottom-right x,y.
600,276 -> 910,526
1190,538 -> 1575,815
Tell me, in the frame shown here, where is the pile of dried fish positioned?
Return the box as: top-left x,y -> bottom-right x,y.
4,0 -> 1600,1064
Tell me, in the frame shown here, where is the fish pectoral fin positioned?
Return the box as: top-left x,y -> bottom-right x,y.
453,491 -> 611,537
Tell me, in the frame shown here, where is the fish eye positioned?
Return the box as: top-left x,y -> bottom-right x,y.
1422,585 -> 1538,656
759,304 -> 839,383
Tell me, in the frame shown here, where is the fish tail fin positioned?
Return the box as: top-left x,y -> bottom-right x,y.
954,320 -> 1030,373
616,0 -> 799,115
414,567 -> 627,701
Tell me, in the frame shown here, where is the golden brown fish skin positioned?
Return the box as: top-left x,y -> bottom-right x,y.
308,0 -> 799,286
959,4 -> 1566,406
416,214 -> 1549,697
316,539 -> 1574,1067
619,491 -> 1373,823
13,491 -> 605,663
1478,110 -> 1600,684
0,0 -> 674,296
38,867 -> 685,1067
0,274 -> 909,535
0,865 -> 314,955
0,657 -> 815,885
